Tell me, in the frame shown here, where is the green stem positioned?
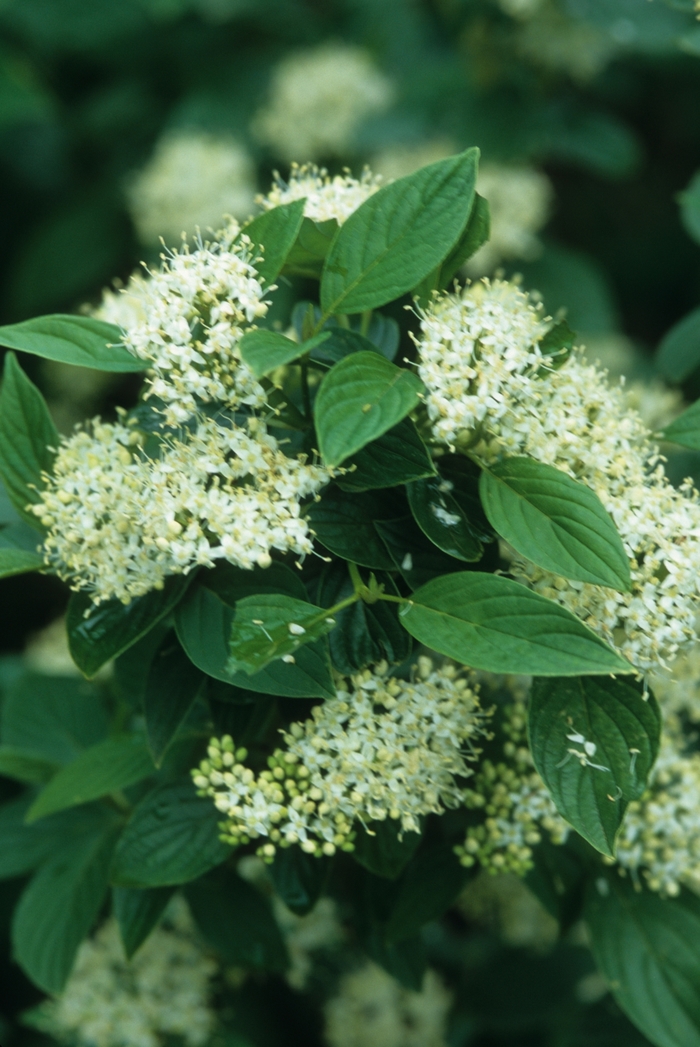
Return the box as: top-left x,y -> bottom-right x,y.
300,356 -> 311,420
359,310 -> 373,337
348,561 -> 366,596
325,591 -> 361,616
375,592 -> 408,605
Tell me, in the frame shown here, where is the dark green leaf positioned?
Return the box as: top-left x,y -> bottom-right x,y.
320,148 -> 478,315
361,312 -> 400,360
662,397 -> 700,450
2,673 -> 108,763
539,319 -> 576,367
679,169 -> 700,246
111,779 -> 230,888
525,838 -> 588,930
243,199 -> 305,285
585,872 -> 700,1047
529,676 -> 661,855
308,486 -> 397,570
269,848 -> 329,917
67,574 -> 193,678
283,217 -> 338,278
0,746 -> 59,783
338,417 -> 436,492
309,326 -> 381,366
353,820 -> 423,880
437,455 -> 494,542
363,929 -> 427,991
407,476 -> 483,561
375,515 -> 462,589
143,633 -> 203,765
27,736 -> 155,823
0,315 -> 146,372
656,306 -> 700,382
239,328 -> 330,379
0,351 -> 58,528
415,191 -> 490,298
315,352 -> 423,467
0,546 -> 44,578
228,593 -> 338,675
113,886 -> 175,959
12,808 -> 121,992
386,841 -> 468,942
185,866 -> 288,971
479,457 -> 631,591
0,797 -> 106,880
399,572 -> 632,676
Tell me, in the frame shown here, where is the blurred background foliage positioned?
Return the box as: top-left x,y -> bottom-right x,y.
1,1 -> 700,1044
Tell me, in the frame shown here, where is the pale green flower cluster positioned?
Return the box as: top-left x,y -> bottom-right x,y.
259,163 -> 383,225
193,659 -> 488,860
324,963 -> 451,1047
455,694 -> 567,876
466,163 -> 553,276
28,901 -> 216,1047
126,130 -> 256,245
252,43 -> 394,161
416,277 -> 700,671
514,6 -> 616,82
34,414 -> 329,604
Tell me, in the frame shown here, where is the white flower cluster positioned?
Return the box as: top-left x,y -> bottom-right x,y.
29,901 -> 216,1047
466,163 -> 552,276
259,163 -> 382,225
651,642 -> 700,724
416,278 -> 700,671
515,8 -> 616,82
34,414 -> 329,604
456,694 -> 567,876
119,225 -> 269,427
613,729 -> 700,896
193,658 -> 488,859
92,272 -> 150,331
324,963 -> 452,1047
126,130 -> 256,245
252,43 -> 394,161
496,0 -> 545,18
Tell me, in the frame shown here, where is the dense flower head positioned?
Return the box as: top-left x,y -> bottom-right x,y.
252,43 -> 394,161
33,414 -> 330,604
455,690 -> 567,875
466,163 -> 552,276
259,163 -> 382,225
416,277 -> 700,671
193,658 -> 488,859
119,224 -> 269,427
28,900 -> 216,1047
324,963 -> 451,1047
126,130 -> 256,245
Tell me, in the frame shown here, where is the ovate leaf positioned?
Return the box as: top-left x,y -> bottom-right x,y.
338,417 -> 435,492
399,572 -> 632,676
315,352 -> 423,467
0,797 -> 103,880
67,574 -> 193,677
243,199 -> 306,285
269,847 -> 329,917
0,351 -> 58,527
415,191 -> 490,299
0,315 -> 146,372
27,736 -> 155,823
479,457 -> 630,591
656,306 -> 700,382
407,476 -> 483,562
385,841 -> 468,943
662,398 -> 700,450
0,746 -> 59,783
2,673 -> 108,764
143,633 -> 203,765
110,779 -> 229,888
529,676 -> 661,855
0,546 -> 44,578
585,872 -> 700,1047
283,217 -> 338,279
320,148 -> 478,315
113,886 -> 175,959
239,328 -> 330,379
308,487 -> 397,570
228,593 -> 338,675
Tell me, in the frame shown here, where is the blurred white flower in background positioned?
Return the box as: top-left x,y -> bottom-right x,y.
252,43 -> 394,161
371,138 -> 457,181
126,130 -> 256,244
466,163 -> 553,276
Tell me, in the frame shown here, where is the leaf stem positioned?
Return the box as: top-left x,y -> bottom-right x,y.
300,356 -> 311,419
359,310 -> 373,337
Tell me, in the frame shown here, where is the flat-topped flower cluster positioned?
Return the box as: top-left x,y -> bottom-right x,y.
193,659 -> 488,859
259,163 -> 383,225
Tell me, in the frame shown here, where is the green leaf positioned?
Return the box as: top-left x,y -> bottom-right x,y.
12,808 -> 121,992
437,455 -> 494,542
269,848 -> 329,917
175,579 -> 335,699
539,319 -> 577,367
315,352 -> 423,467
67,574 -> 193,678
0,315 -> 146,372
353,819 -> 423,880
283,216 -> 338,278
662,397 -> 700,450
309,326 -> 381,366
479,457 -> 631,591
585,872 -> 700,1047
399,572 -> 632,676
185,867 -> 288,971
656,306 -> 700,382
308,486 -> 397,570
407,476 -> 483,562
240,329 -> 331,378
113,886 -> 175,959
415,191 -> 490,299
525,837 -> 588,931
0,746 -> 59,783
679,169 -> 700,246
2,673 -> 108,764
143,633 -> 203,765
228,593 -> 339,675
375,515 -> 463,589
320,148 -> 479,315
110,779 -> 230,888
385,841 -> 468,943
243,199 -> 306,285
27,736 -> 155,823
529,676 -> 661,856
338,417 -> 435,492
0,546 -> 44,578
0,797 -> 105,880
0,351 -> 58,528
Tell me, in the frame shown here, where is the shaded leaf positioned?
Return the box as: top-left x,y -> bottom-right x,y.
143,632 -> 204,764
353,820 -> 423,880
239,328 -> 330,378
338,417 -> 435,492
242,199 -> 305,285
656,306 -> 700,383
113,886 -> 175,959
228,593 -> 338,675
662,397 -> 700,450
0,546 -> 44,578
407,476 -> 483,562
2,673 -> 108,764
308,486 -> 397,570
